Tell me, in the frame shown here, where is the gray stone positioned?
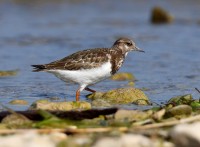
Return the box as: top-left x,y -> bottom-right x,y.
170,122 -> 200,147
93,134 -> 153,147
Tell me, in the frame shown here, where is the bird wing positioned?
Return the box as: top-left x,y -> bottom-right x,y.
42,48 -> 110,70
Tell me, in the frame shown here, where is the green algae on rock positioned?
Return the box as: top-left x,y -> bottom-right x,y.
29,100 -> 91,111
9,99 -> 28,105
190,100 -> 200,110
34,110 -> 77,129
168,94 -> 192,105
151,6 -> 173,24
0,70 -> 18,77
87,87 -> 150,105
111,72 -> 136,81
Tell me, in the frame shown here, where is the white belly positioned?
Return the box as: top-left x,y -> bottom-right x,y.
48,62 -> 112,87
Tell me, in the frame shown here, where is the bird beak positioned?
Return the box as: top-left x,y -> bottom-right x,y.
134,46 -> 145,52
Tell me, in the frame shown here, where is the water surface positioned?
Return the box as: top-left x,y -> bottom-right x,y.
0,0 -> 200,110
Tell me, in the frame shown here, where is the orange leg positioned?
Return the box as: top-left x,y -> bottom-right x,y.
76,89 -> 80,101
85,87 -> 96,93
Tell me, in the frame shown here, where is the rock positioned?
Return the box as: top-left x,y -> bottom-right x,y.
87,92 -> 104,99
115,110 -> 151,121
168,94 -> 192,105
0,69 -> 18,77
58,135 -> 91,147
87,88 -> 149,105
92,99 -> 111,107
154,140 -> 175,147
128,81 -> 135,87
29,100 -> 91,111
153,109 -> 166,121
48,97 -> 60,101
151,6 -> 173,24
170,122 -> 200,147
9,99 -> 28,105
1,114 -> 32,127
0,131 -> 66,147
93,134 -> 153,147
166,105 -> 192,117
111,72 -> 136,81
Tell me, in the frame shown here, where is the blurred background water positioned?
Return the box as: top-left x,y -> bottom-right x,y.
0,0 -> 200,110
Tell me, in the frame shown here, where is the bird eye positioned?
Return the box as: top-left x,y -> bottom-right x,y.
126,42 -> 132,46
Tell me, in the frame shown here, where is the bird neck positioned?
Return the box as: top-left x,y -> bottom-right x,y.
110,45 -> 128,56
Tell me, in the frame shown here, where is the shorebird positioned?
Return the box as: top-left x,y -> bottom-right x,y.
32,37 -> 144,101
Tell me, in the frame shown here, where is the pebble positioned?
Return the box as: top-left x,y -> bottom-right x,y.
170,122 -> 200,147
93,134 -> 153,147
0,131 -> 67,147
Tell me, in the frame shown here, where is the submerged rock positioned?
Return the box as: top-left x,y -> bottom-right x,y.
9,99 -> 28,105
171,122 -> 200,147
0,69 -> 18,77
111,72 -> 136,81
87,88 -> 149,105
151,6 -> 173,24
29,100 -> 91,111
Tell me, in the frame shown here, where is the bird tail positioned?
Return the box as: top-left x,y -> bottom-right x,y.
31,65 -> 46,72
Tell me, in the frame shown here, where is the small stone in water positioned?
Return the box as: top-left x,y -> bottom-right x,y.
9,99 -> 28,105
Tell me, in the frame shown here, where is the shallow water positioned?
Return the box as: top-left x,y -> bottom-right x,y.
0,0 -> 200,110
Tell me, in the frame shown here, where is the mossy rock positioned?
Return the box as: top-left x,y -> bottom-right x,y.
29,100 -> 91,111
151,6 -> 173,24
87,87 -> 150,105
111,72 -> 136,81
168,94 -> 192,105
9,99 -> 28,105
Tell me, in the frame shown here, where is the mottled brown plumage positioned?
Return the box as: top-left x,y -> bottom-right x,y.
32,37 -> 144,101
33,48 -> 110,71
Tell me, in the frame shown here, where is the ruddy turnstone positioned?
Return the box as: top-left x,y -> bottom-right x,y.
32,37 -> 144,101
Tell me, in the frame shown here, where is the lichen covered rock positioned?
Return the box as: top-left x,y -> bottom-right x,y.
87,87 -> 149,105
29,100 -> 91,111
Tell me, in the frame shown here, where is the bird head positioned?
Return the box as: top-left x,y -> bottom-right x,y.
113,37 -> 144,53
